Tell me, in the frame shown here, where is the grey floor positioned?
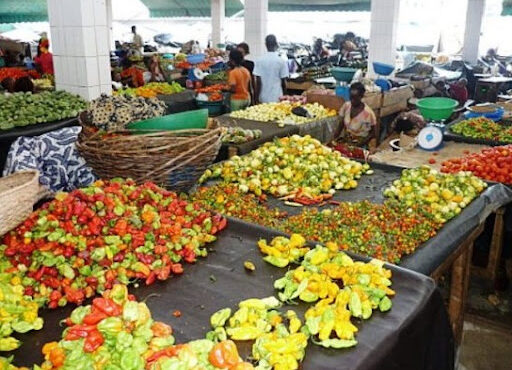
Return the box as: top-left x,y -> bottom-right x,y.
458,260 -> 512,370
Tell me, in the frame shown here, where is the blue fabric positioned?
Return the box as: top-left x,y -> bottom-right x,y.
3,127 -> 96,192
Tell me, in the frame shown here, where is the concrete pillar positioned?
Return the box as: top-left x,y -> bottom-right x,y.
211,0 -> 225,48
244,0 -> 268,59
47,0 -> 112,101
106,0 -> 114,51
367,0 -> 401,77
462,0 -> 486,64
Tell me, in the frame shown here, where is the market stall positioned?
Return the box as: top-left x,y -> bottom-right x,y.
6,217 -> 453,370
0,91 -> 86,172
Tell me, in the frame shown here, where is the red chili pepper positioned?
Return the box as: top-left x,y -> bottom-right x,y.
92,297 -> 122,316
83,329 -> 104,353
82,310 -> 108,325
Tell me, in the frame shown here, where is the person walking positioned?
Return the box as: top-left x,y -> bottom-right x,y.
253,35 -> 289,104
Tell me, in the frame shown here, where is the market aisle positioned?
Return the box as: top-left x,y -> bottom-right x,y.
459,319 -> 512,370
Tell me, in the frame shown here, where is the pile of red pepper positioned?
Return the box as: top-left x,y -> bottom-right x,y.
0,179 -> 226,308
441,145 -> 512,184
280,200 -> 442,263
0,67 -> 40,82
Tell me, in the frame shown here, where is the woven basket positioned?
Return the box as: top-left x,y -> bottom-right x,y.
76,120 -> 223,192
0,170 -> 43,236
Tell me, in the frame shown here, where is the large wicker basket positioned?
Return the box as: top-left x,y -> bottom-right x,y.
76,121 -> 223,192
0,170 -> 42,236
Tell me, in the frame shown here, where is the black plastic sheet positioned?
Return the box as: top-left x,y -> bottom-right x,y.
205,162 -> 512,275
444,117 -> 512,147
9,219 -> 453,370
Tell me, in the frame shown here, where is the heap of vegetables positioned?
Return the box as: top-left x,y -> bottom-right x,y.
0,91 -> 86,130
0,261 -> 43,351
272,244 -> 394,348
450,117 -> 512,143
0,179 -> 226,308
190,184 -> 287,228
230,102 -> 336,125
441,145 -> 512,184
39,284 -> 252,370
0,67 -> 40,82
281,200 -> 442,263
207,297 -> 308,370
383,166 -> 487,223
115,82 -> 184,98
200,135 -> 370,204
222,127 -> 262,144
83,94 -> 166,131
257,234 -> 309,267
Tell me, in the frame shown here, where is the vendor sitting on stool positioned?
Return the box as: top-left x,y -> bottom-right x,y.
333,82 -> 377,152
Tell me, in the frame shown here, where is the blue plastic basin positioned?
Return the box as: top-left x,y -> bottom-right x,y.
373,62 -> 395,76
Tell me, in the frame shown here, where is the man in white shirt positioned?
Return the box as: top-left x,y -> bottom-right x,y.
253,35 -> 289,104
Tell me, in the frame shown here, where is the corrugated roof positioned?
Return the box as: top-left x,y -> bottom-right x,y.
142,0 -> 244,17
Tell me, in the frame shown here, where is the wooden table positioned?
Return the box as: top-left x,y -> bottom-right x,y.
371,139 -> 509,343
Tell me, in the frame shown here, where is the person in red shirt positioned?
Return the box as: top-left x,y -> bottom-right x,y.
449,78 -> 468,105
34,38 -> 54,75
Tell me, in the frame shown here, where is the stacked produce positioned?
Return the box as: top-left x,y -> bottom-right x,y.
302,66 -> 331,80
190,184 -> 287,228
222,127 -> 262,144
205,71 -> 228,83
83,94 -> 166,131
33,77 -> 54,91
196,84 -> 229,102
450,117 -> 512,143
383,166 -> 487,223
0,261 -> 44,351
281,200 -> 441,263
200,135 -> 370,204
207,297 -> 308,369
0,67 -> 40,81
272,244 -> 394,348
279,95 -> 307,104
230,102 -> 336,124
0,179 -> 226,308
0,91 -> 86,130
257,234 -> 309,267
441,145 -> 512,184
39,284 -> 251,370
115,82 -> 184,98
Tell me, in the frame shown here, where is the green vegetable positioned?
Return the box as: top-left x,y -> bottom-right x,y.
210,308 -> 231,328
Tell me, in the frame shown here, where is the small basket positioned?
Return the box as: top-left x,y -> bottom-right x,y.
76,121 -> 223,192
0,170 -> 45,236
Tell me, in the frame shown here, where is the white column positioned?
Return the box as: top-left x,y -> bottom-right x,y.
462,0 -> 486,64
47,0 -> 112,101
367,0 -> 400,78
211,0 -> 225,47
244,0 -> 268,59
106,0 -> 114,51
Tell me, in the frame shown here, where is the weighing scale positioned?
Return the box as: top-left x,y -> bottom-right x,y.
185,53 -> 207,89
330,67 -> 357,101
373,62 -> 394,92
415,97 -> 459,151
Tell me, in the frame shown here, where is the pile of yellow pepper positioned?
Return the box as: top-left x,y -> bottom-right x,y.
257,234 -> 310,267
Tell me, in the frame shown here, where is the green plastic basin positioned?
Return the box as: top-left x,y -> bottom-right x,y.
127,109 -> 208,131
416,97 -> 458,121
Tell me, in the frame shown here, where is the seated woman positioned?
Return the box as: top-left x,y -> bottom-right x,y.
333,82 -> 378,154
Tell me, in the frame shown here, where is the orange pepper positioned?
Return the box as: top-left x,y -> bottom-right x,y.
230,363 -> 255,370
208,340 -> 241,368
151,322 -> 173,337
141,210 -> 155,224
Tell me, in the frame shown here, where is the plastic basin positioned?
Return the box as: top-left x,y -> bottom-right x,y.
127,109 -> 208,131
196,100 -> 224,117
330,67 -> 357,83
464,107 -> 504,122
373,62 -> 395,76
187,53 -> 206,64
416,97 -> 459,121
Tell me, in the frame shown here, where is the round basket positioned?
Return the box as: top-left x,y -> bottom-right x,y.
76,121 -> 223,192
0,170 -> 43,236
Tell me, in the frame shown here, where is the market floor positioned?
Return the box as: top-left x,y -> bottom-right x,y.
458,319 -> 512,370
